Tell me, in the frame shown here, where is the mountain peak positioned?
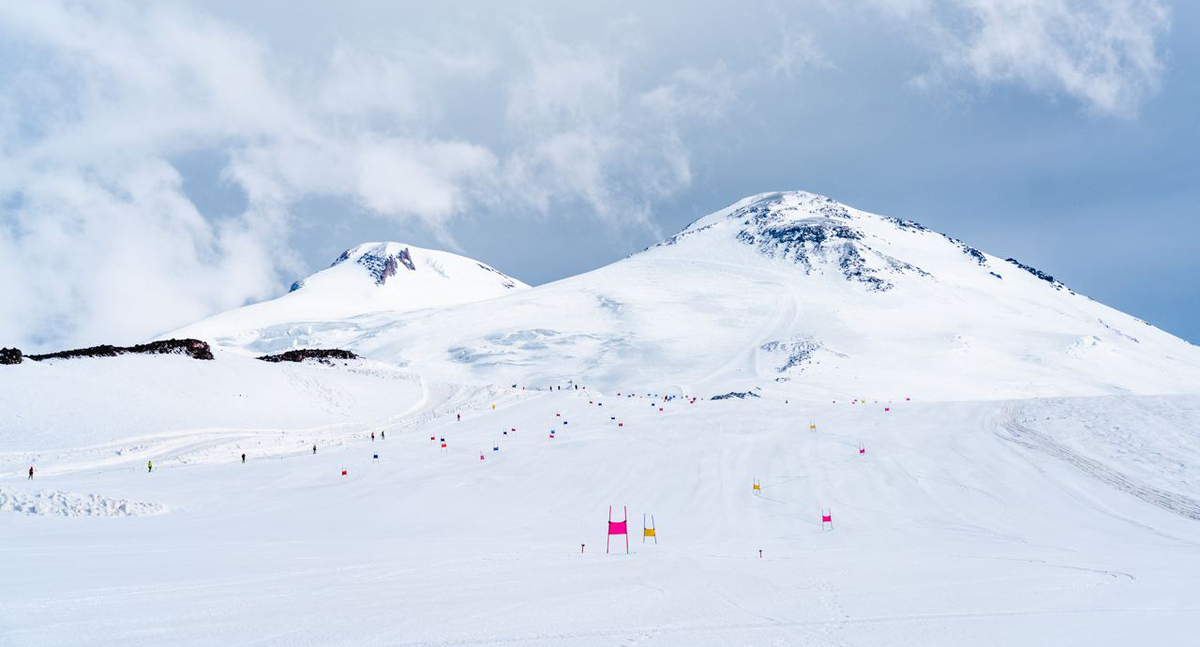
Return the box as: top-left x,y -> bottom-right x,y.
655,190 -> 1073,295
318,242 -> 519,290
676,191 -> 845,234
658,191 -> 936,292
169,242 -> 529,351
331,242 -> 417,284
170,191 -> 1200,399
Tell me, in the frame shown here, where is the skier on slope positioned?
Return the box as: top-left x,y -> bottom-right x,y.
371,432 -> 375,441
456,413 -> 461,422
241,453 -> 246,464
381,430 -> 385,440
312,444 -> 317,454
28,466 -> 34,480
147,460 -> 153,473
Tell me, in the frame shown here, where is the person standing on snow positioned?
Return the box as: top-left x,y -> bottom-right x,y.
312,444 -> 317,454
28,466 -> 34,480
381,430 -> 385,440
241,453 -> 246,464
147,460 -> 153,473
371,432 -> 375,442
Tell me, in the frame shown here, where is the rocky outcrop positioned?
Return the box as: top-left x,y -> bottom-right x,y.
1006,258 -> 1068,291
26,339 -> 215,361
0,347 -> 22,364
256,349 -> 359,364
351,245 -> 417,285
711,390 -> 761,400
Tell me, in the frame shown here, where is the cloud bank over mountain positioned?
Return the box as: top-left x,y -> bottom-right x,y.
0,0 -> 1178,351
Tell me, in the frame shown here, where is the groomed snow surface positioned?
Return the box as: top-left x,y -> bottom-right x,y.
2,378 -> 1198,646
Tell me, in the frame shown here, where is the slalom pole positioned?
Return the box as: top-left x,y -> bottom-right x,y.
607,506 -> 612,554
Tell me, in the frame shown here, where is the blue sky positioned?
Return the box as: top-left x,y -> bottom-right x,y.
1,0 -> 1196,350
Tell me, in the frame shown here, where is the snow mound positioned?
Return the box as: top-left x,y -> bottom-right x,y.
0,489 -> 165,517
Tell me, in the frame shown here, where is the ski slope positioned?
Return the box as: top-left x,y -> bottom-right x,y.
0,351 -> 428,455
2,385 -> 1199,646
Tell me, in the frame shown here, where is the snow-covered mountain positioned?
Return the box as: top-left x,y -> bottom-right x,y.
169,242 -> 528,349
172,192 -> 1200,399
8,191 -> 1200,647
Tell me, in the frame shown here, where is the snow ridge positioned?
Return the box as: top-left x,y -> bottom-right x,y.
0,489 -> 165,517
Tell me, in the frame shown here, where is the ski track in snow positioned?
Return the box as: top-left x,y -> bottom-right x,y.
995,402 -> 1200,522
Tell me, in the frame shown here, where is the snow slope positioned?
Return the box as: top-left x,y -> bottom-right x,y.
3,191 -> 1199,646
169,242 -> 528,352
2,390 -> 1198,646
0,351 -> 432,474
183,191 -> 1200,400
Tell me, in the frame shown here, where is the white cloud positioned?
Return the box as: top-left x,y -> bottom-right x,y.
868,0 -> 1170,117
0,3 -> 299,348
0,1 -> 735,351
502,30 -> 733,233
0,0 -> 1172,351
768,22 -> 831,79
